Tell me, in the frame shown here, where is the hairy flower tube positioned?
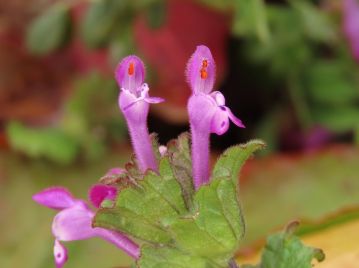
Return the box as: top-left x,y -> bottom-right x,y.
186,45 -> 245,189
343,0 -> 359,61
116,56 -> 164,172
32,187 -> 140,268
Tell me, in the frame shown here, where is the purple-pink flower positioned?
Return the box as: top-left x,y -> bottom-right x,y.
343,0 -> 359,61
33,186 -> 139,268
186,45 -> 245,189
116,56 -> 164,172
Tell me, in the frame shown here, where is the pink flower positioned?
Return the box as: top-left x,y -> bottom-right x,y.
116,56 -> 164,172
33,187 -> 139,268
186,45 -> 245,189
343,0 -> 359,61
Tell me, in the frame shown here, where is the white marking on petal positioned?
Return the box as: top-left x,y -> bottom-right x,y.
54,240 -> 68,268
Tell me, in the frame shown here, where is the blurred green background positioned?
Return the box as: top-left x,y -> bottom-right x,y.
0,0 -> 358,267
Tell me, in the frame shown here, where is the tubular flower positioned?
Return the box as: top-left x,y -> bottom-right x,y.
33,187 -> 140,268
116,56 -> 164,173
186,45 -> 245,190
343,0 -> 359,61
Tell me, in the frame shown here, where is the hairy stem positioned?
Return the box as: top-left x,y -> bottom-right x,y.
127,120 -> 158,172
191,124 -> 210,190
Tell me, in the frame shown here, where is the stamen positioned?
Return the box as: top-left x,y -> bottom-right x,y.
202,59 -> 208,68
128,62 -> 135,76
200,68 -> 208,79
200,59 -> 208,79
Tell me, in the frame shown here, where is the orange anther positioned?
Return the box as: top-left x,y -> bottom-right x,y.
200,68 -> 208,79
128,62 -> 135,76
202,60 -> 208,68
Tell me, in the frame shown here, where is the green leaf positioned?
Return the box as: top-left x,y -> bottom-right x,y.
6,121 -> 79,165
305,60 -> 358,105
246,6 -> 311,76
197,0 -> 233,11
212,140 -> 266,184
93,134 -> 266,267
138,245 -> 209,268
313,106 -> 359,132
233,0 -> 270,42
290,0 -> 336,42
146,0 -> 167,29
169,178 -> 244,264
94,157 -> 187,242
26,4 -> 71,55
118,158 -> 187,223
246,221 -> 325,268
81,0 -> 126,48
167,132 -> 195,209
94,207 -> 172,244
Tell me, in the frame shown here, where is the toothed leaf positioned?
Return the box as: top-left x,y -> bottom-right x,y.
169,177 -> 244,265
94,157 -> 186,243
94,207 -> 172,244
212,140 -> 266,184
244,222 -> 325,268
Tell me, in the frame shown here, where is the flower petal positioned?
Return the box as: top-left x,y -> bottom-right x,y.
225,106 -> 245,128
119,90 -> 149,123
211,91 -> 225,106
186,45 -> 216,94
96,229 -> 140,259
145,97 -> 165,104
210,108 -> 230,135
115,55 -> 145,93
89,184 -> 117,208
344,0 -> 359,61
32,187 -> 76,210
52,205 -> 96,241
159,145 -> 167,156
188,94 -> 217,188
54,240 -> 68,268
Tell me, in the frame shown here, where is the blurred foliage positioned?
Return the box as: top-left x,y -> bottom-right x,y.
6,73 -> 127,164
26,3 -> 72,55
240,1 -> 359,146
6,122 -> 79,165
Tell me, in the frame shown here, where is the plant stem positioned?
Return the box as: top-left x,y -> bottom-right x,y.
127,120 -> 158,172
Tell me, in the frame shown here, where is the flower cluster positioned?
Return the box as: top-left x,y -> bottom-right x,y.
33,45 -> 244,267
